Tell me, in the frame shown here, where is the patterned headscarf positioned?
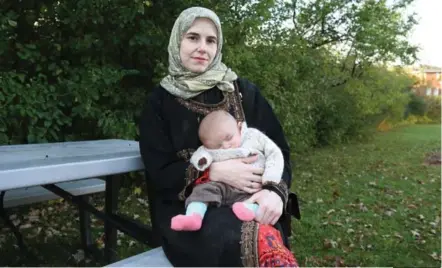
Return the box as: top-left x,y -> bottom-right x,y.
160,7 -> 238,99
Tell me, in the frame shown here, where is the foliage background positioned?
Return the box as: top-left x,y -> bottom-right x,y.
0,0 -> 420,152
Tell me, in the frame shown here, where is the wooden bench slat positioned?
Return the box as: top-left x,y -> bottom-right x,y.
106,247 -> 173,267
3,178 -> 105,208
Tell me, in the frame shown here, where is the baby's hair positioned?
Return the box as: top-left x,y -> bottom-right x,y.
198,110 -> 237,141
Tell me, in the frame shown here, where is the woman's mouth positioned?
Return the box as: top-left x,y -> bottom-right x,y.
192,57 -> 207,61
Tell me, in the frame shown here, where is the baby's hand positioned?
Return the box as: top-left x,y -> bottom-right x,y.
198,157 -> 207,168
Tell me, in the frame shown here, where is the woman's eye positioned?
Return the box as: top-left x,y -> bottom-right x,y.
188,36 -> 197,41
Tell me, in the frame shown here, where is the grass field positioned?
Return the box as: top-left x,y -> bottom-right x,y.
0,124 -> 440,267
291,124 -> 441,267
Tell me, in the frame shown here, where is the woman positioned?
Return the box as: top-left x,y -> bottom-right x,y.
139,6 -> 298,267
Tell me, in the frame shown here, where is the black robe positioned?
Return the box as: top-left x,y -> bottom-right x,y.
138,77 -> 293,267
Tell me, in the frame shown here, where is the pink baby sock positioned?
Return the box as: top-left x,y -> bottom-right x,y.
232,202 -> 257,221
171,213 -> 203,231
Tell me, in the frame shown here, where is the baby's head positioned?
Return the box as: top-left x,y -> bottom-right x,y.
198,110 -> 242,150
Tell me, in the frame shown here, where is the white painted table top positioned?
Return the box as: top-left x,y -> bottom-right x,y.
0,139 -> 144,191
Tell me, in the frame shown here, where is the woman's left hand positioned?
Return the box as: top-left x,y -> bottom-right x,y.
245,189 -> 283,225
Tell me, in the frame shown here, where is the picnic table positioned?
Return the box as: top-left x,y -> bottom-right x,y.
0,139 -> 156,263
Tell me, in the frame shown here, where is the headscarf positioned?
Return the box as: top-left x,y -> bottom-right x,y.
160,7 -> 238,99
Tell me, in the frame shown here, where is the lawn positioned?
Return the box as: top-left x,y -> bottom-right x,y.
291,124 -> 441,267
0,124 -> 440,267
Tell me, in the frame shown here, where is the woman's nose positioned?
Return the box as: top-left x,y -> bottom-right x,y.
197,41 -> 208,52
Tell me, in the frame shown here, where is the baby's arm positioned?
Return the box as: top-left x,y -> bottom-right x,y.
206,147 -> 252,162
190,146 -> 213,171
247,128 -> 284,183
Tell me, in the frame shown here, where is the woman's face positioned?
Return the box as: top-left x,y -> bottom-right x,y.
180,18 -> 218,73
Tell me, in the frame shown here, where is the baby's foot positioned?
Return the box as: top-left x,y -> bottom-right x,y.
171,213 -> 203,231
232,202 -> 256,221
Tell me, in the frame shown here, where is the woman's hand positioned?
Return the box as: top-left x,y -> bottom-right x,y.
246,190 -> 283,225
209,155 -> 263,193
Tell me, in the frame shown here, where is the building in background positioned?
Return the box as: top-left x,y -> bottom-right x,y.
408,65 -> 442,97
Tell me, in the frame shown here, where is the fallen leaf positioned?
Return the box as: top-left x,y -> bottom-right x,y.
407,204 -> 417,209
359,203 -> 368,212
96,236 -> 105,249
429,252 -> 441,261
134,187 -> 142,195
323,239 -> 338,249
137,198 -> 149,207
72,249 -> 85,263
19,223 -> 32,230
28,215 -> 40,222
327,209 -> 335,215
385,211 -> 394,217
411,230 -> 420,238
410,217 -> 418,223
46,230 -> 53,238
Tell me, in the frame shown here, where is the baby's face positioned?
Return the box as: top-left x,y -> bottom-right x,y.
203,121 -> 242,150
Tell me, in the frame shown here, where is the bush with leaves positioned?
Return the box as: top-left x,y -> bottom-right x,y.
0,0 -> 418,152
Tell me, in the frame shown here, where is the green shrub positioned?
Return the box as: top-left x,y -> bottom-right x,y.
425,96 -> 441,123
407,94 -> 428,116
0,0 -> 418,152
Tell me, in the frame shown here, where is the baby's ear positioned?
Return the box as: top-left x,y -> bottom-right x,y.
237,121 -> 242,131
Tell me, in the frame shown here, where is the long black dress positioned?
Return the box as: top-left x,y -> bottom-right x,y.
138,77 -> 293,267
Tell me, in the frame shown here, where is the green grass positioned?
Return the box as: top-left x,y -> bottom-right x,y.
0,124 -> 440,267
290,124 -> 441,267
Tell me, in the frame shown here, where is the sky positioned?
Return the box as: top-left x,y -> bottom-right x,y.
408,0 -> 442,67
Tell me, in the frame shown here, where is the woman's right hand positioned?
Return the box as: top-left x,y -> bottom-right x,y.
208,155 -> 263,193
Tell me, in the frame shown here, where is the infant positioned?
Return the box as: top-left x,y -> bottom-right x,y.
171,110 -> 284,231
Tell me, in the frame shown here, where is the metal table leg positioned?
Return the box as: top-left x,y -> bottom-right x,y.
79,195 -> 94,254
0,191 -> 27,252
104,175 -> 120,263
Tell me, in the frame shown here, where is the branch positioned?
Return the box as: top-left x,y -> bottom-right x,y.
310,35 -> 348,49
